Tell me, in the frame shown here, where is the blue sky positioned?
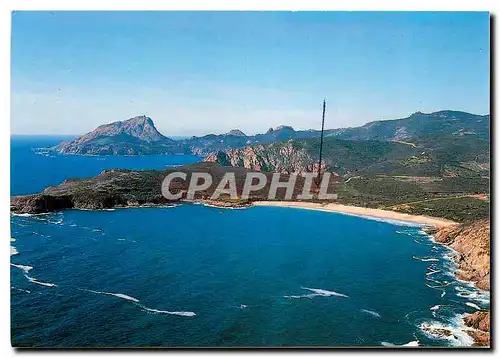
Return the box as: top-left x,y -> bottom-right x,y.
11,11 -> 490,136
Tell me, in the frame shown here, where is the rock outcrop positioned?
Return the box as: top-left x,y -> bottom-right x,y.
433,219 -> 490,346
204,142 -> 327,174
463,311 -> 490,346
433,219 -> 490,290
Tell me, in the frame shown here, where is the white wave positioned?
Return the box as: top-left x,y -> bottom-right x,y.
381,340 -> 419,347
84,289 -> 139,303
343,212 -> 425,227
302,287 -> 348,298
49,218 -> 63,225
11,286 -> 30,294
441,291 -> 446,298
361,309 -> 381,318
430,305 -> 440,311
455,287 -> 490,303
285,287 -> 349,299
426,277 -> 449,286
11,263 -> 57,287
140,306 -> 196,317
284,294 -> 316,299
11,238 -> 16,242
12,212 -> 51,217
426,268 -> 442,276
419,317 -> 475,347
413,256 -> 439,262
11,263 -> 33,273
395,230 -> 413,236
240,304 -> 248,309
426,282 -> 451,289
82,288 -> 195,316
465,302 -> 481,310
27,277 -> 57,287
11,246 -> 18,256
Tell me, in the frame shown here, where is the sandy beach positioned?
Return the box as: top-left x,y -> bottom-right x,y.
253,201 -> 458,228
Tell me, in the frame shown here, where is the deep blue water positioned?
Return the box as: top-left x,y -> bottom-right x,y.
11,136 -> 201,195
11,137 -> 489,347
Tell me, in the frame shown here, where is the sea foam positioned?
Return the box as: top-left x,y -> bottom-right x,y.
465,302 -> 481,310
418,316 -> 475,347
361,309 -> 381,318
381,340 -> 420,347
11,263 -> 57,287
412,256 -> 439,262
285,287 -> 349,299
82,288 -> 195,316
140,306 -> 196,317
84,289 -> 140,303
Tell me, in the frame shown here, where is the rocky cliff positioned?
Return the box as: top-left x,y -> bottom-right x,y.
463,311 -> 490,346
433,219 -> 490,346
204,142 -> 326,174
433,219 -> 490,290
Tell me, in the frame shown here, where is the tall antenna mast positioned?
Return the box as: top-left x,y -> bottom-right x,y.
317,99 -> 326,186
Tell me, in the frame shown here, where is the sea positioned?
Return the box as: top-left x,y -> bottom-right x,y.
10,136 -> 490,348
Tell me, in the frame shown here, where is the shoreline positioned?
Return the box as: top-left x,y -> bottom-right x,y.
251,201 -> 458,228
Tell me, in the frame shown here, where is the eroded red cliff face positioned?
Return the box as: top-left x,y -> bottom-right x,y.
463,311 -> 490,346
433,219 -> 490,346
434,219 -> 490,290
204,143 -> 328,174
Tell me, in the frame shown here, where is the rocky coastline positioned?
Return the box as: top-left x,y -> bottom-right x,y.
429,220 -> 491,346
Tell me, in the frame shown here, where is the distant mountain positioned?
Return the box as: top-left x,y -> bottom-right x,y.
327,110 -> 490,142
183,125 -> 321,156
182,110 -> 489,157
52,115 -> 185,155
206,111 -> 491,179
52,110 -> 490,157
225,129 -> 247,137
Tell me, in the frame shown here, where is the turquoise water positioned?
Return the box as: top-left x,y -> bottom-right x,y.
11,137 -> 489,347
